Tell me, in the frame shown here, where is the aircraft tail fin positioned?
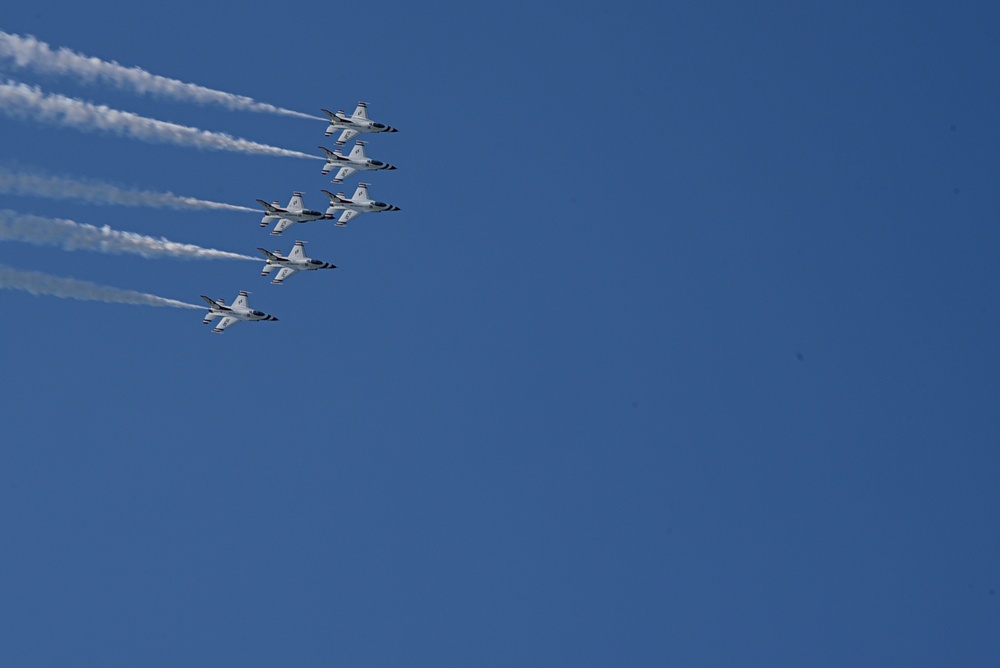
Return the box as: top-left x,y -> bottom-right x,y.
256,199 -> 280,213
321,188 -> 347,203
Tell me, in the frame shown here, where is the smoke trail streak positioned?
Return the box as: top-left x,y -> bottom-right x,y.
0,81 -> 323,160
0,166 -> 258,212
0,209 -> 257,261
0,263 -> 202,309
0,30 -> 323,121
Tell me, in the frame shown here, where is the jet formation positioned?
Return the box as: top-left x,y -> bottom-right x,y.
224,102 -> 399,333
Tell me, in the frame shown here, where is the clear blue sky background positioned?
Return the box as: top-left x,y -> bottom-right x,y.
1,1 -> 998,665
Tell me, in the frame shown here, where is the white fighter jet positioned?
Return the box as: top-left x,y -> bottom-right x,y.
321,102 -> 398,146
319,141 -> 397,184
258,241 -> 337,285
200,291 -> 278,334
322,183 -> 401,226
256,192 -> 326,236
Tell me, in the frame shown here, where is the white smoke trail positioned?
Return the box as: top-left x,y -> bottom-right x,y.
0,81 -> 323,161
0,166 -> 258,213
0,30 -> 323,121
0,209 -> 257,261
0,263 -> 202,309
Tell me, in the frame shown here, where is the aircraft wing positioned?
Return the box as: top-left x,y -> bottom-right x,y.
336,209 -> 360,226
335,128 -> 359,145
272,217 -> 297,235
332,166 -> 356,184
288,243 -> 307,260
348,142 -> 366,160
271,267 -> 297,284
212,316 -> 240,333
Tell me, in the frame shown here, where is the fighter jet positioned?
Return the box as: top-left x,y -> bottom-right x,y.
256,192 -> 326,236
319,141 -> 397,184
322,183 -> 401,226
321,102 -> 398,146
200,291 -> 278,334
258,241 -> 337,285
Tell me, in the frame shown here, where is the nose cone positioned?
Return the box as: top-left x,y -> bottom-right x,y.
390,205 -> 401,211
389,127 -> 398,133
388,165 -> 397,170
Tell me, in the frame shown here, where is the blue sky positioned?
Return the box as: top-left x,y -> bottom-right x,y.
1,1 -> 999,665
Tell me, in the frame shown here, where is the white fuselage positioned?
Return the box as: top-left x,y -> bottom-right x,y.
262,208 -> 325,225
324,198 -> 399,216
263,257 -> 334,272
205,304 -> 275,322
324,116 -> 397,139
321,154 -> 396,176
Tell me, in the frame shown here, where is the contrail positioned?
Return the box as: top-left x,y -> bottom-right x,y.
0,81 -> 323,161
0,263 -> 202,309
0,30 -> 323,121
0,166 -> 258,213
0,209 -> 257,261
